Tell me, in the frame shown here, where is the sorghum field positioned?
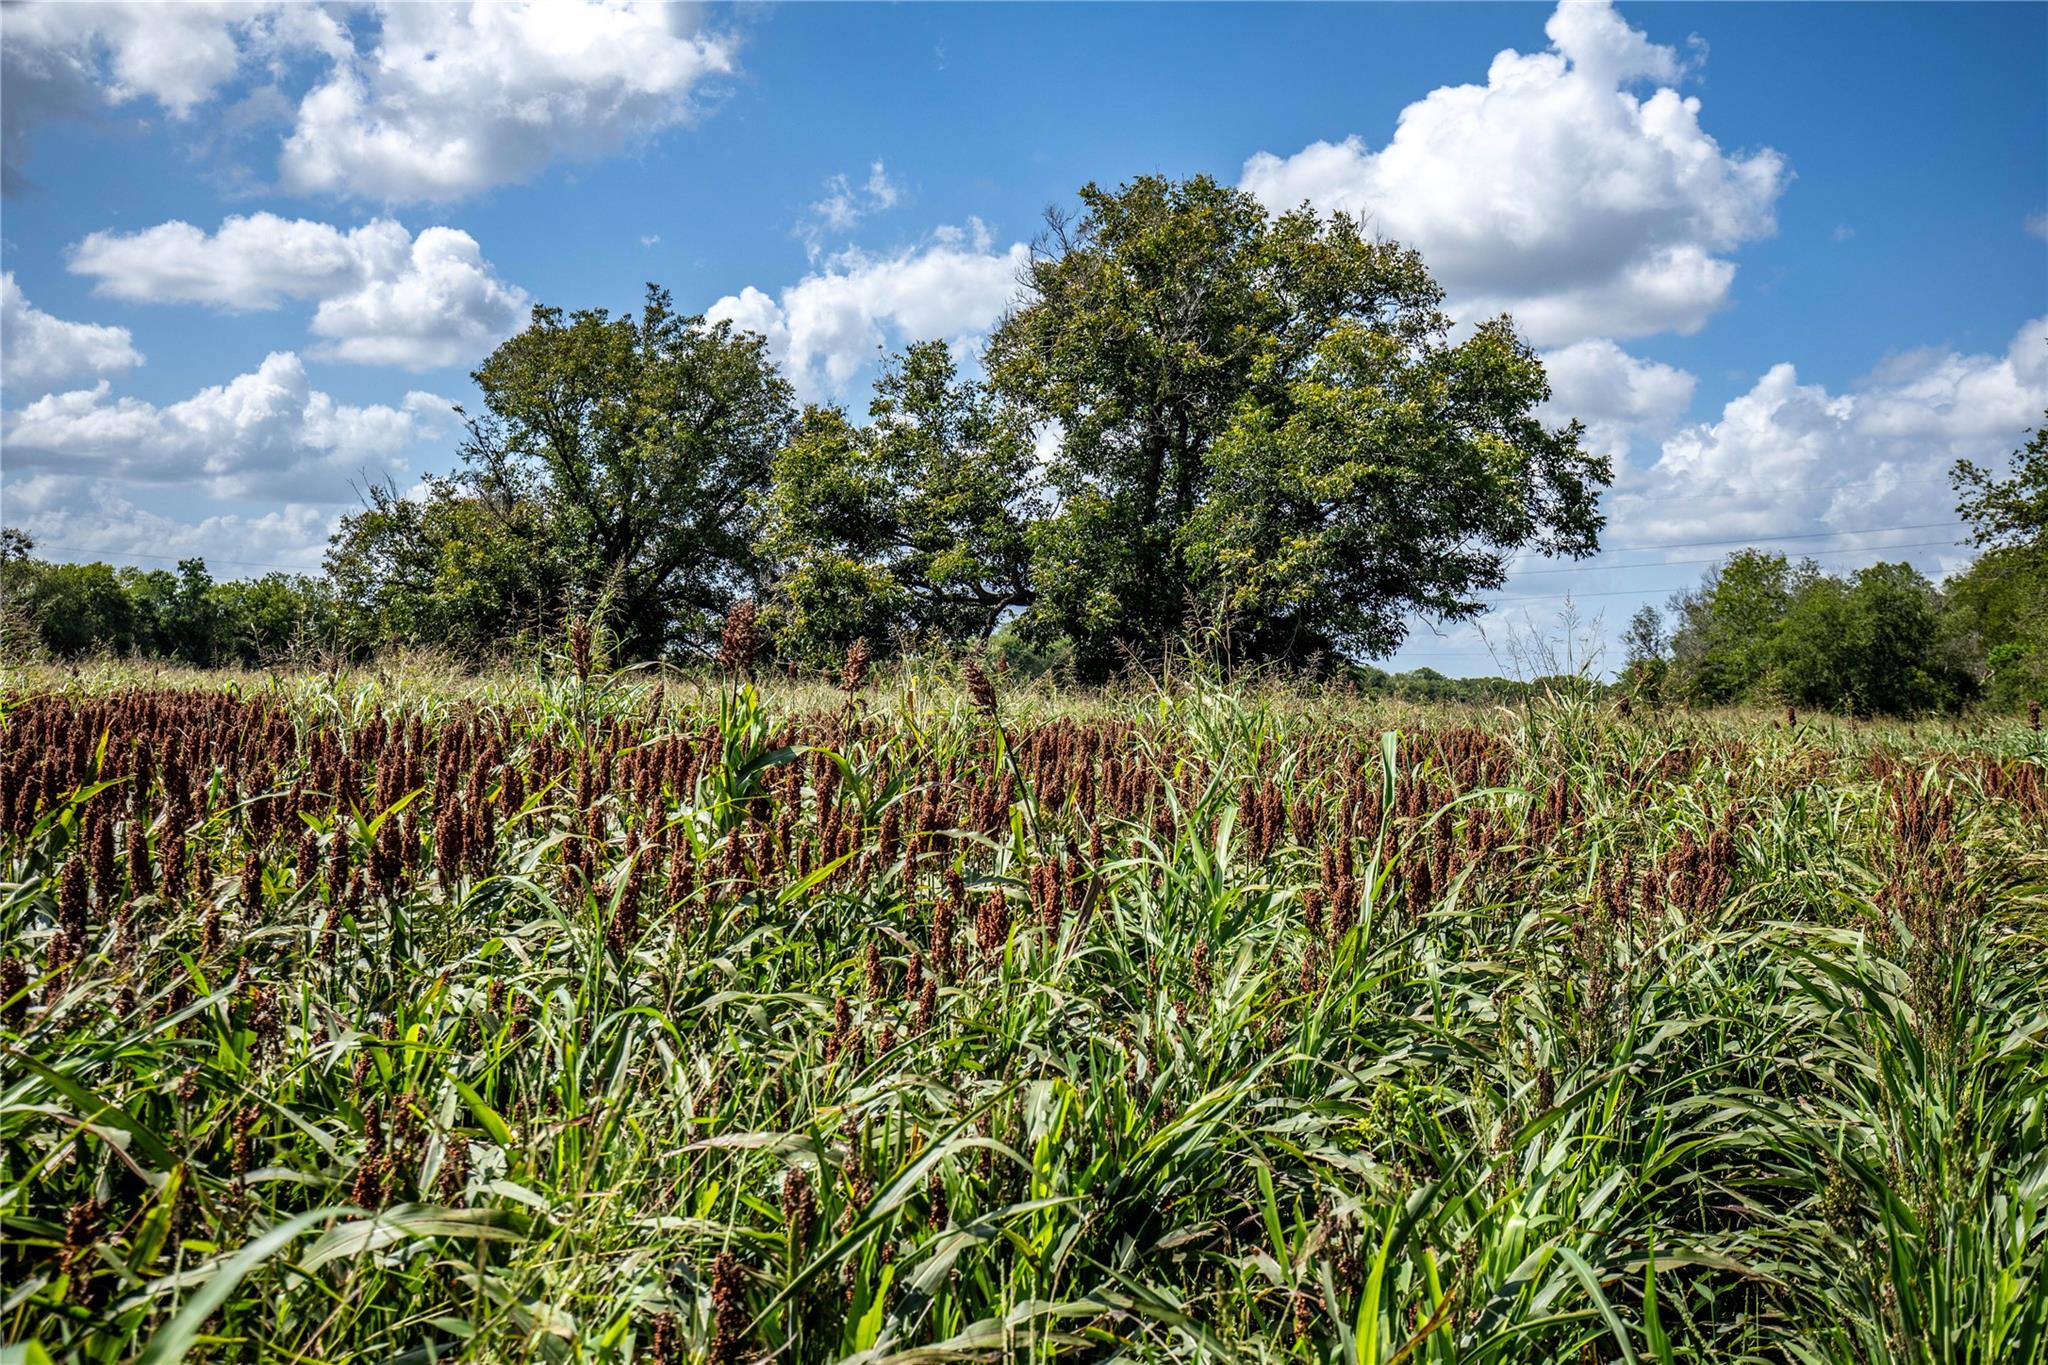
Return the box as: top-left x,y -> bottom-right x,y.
3,657 -> 2046,1363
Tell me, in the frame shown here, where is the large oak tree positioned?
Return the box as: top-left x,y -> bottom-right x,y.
458,285 -> 797,659
987,174 -> 1609,677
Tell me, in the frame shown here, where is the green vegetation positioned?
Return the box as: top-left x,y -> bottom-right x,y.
2,659 -> 2044,1361
0,546 -> 333,670
3,190 -> 2043,718
981,175 -> 1605,678
1947,412 -> 2048,708
1614,405 -> 2048,717
1655,554 -> 1977,716
5,175 -> 1610,691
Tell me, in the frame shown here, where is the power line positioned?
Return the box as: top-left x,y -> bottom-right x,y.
20,544 -> 318,575
1510,519 -> 1969,562
1596,471 -> 1962,509
28,518 -> 1974,582
1481,548 -> 1967,606
1501,535 -> 1967,579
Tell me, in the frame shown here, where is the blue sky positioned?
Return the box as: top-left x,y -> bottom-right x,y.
2,0 -> 2043,674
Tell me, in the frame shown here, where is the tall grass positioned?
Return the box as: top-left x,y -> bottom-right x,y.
2,663 -> 2043,1362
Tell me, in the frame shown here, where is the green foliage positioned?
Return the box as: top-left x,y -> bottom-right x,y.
1953,406 -> 2048,554
986,616 -> 1071,680
760,342 -> 1042,664
324,480 -> 567,660
1946,410 -> 2048,710
459,284 -> 797,659
11,250 -> 2039,708
1622,605 -> 1670,706
1667,552 -> 1979,715
0,535 -> 332,666
1668,549 -> 1802,705
1353,663 -> 1540,705
4,672 -> 2045,1362
988,174 -> 1607,677
1942,545 -> 2048,708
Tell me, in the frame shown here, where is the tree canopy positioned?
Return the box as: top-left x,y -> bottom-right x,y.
1657,551 -> 1979,715
987,174 -> 1607,676
9,179 -> 2042,717
759,341 -> 1043,664
324,478 -> 567,659
458,285 -> 797,659
1,533 -> 332,667
1953,406 -> 2048,555
1943,407 -> 2048,705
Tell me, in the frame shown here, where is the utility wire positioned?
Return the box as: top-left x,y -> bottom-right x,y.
19,544 -> 320,575
1501,535 -> 1967,579
1457,540 -> 1968,608
1509,519 -> 1969,562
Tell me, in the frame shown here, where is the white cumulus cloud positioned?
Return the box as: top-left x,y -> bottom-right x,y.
1,272 -> 143,396
1240,0 -> 1786,345
3,2 -> 734,202
68,214 -> 528,370
0,1 -> 347,193
708,220 -> 1027,400
3,472 -> 340,574
1618,315 -> 2048,548
2,351 -> 455,498
808,161 -> 903,241
279,1 -> 736,202
1539,338 -> 1697,463
305,228 -> 528,370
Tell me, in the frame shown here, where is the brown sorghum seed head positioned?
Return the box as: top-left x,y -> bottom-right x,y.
351,1152 -> 391,1208
962,659 -> 998,718
57,855 -> 88,939
0,956 -> 27,1031
718,600 -> 761,676
438,1134 -> 471,1203
90,811 -> 118,905
569,616 -> 594,682
841,637 -> 872,693
707,1251 -> 750,1365
648,1311 -> 680,1365
61,1197 -> 105,1307
232,1103 -> 261,1176
782,1166 -> 818,1248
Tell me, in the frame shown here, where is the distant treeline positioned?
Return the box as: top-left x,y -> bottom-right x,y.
0,537 -> 1561,703
3,174 -> 2043,716
8,527 -> 2041,717
1625,548 -> 2044,715
0,538 -> 333,671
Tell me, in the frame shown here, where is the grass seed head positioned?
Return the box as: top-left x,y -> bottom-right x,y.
962,658 -> 998,717
648,1311 -> 680,1365
0,956 -> 27,1030
569,615 -> 594,682
718,600 -> 762,676
438,1134 -> 471,1203
782,1166 -> 818,1248
841,637 -> 872,693
707,1251 -> 750,1365
60,1198 -> 104,1307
